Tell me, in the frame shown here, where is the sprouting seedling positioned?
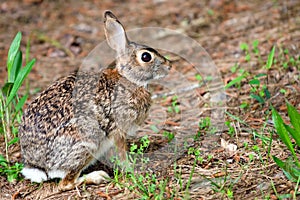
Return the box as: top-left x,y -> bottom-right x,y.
240,43 -> 251,62
168,95 -> 180,114
265,46 -> 276,69
252,39 -> 260,55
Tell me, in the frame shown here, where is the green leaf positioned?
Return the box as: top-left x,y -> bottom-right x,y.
272,108 -> 296,158
8,51 -> 22,83
15,94 -> 28,113
249,79 -> 260,85
9,50 -> 22,83
8,137 -> 19,146
1,82 -> 13,96
6,59 -> 35,106
263,87 -> 271,99
252,39 -> 259,49
0,155 -> 8,167
7,32 -> 22,81
250,94 -> 264,104
285,125 -> 300,147
240,43 -> 249,51
225,75 -> 245,89
273,156 -> 300,181
255,73 -> 267,78
0,154 -> 7,163
287,102 -> 300,143
265,46 -> 276,69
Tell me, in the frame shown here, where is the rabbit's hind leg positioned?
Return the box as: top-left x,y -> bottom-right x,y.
58,170 -> 81,191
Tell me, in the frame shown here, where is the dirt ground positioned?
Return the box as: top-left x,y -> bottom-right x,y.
0,0 -> 300,199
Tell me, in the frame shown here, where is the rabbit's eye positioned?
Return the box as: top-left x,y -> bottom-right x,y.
141,52 -> 152,62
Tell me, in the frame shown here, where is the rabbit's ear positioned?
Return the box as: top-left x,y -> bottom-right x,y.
104,11 -> 129,55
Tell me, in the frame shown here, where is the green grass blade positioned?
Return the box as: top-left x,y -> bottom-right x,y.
273,156 -> 299,181
1,83 -> 13,96
26,35 -> 31,64
6,59 -> 35,106
265,46 -> 275,69
225,75 -> 245,89
287,102 -> 300,146
272,107 -> 296,157
7,32 -> 22,82
9,50 -> 22,84
285,125 -> 300,147
15,94 -> 28,113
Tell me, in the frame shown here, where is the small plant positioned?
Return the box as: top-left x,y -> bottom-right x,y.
163,131 -> 175,142
167,95 -> 180,114
225,68 -> 249,90
185,147 -> 201,198
240,102 -> 249,109
111,136 -> 177,199
252,39 -> 260,56
0,32 -> 35,182
198,117 -> 211,131
248,73 -> 271,104
272,102 -> 300,182
240,43 -> 251,62
0,155 -> 23,182
195,73 -> 203,82
225,121 -> 235,137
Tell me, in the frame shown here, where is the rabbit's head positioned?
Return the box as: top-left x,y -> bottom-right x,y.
104,11 -> 171,87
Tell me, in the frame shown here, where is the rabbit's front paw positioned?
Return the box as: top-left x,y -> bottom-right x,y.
76,170 -> 110,185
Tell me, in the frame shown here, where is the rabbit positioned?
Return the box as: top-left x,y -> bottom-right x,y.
19,11 -> 171,191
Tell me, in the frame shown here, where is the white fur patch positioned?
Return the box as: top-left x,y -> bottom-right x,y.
48,169 -> 66,179
21,167 -> 47,183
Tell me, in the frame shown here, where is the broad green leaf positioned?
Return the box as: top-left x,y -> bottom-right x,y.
272,108 -> 296,158
287,102 -> 300,140
265,46 -> 275,69
225,75 -> 245,89
9,50 -> 22,83
6,59 -> 35,106
7,32 -> 22,81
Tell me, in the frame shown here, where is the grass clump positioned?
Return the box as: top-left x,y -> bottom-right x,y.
272,102 -> 300,182
0,32 -> 35,182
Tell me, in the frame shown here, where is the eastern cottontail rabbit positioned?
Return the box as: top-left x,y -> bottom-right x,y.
19,11 -> 171,191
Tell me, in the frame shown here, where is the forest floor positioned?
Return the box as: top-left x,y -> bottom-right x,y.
0,0 -> 300,199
